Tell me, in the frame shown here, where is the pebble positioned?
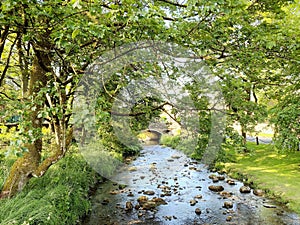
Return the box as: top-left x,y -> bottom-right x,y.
195,208 -> 202,215
128,167 -> 137,172
190,199 -> 197,206
194,194 -> 203,199
227,179 -> 236,185
125,201 -> 133,211
226,216 -> 232,221
223,201 -> 233,209
263,204 -> 277,208
144,190 -> 155,195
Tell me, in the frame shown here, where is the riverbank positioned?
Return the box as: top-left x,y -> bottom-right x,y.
0,146 -> 98,225
221,142 -> 300,215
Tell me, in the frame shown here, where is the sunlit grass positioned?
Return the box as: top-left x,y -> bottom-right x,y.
224,142 -> 300,214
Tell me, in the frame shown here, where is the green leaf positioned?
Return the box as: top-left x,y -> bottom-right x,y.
266,40 -> 276,49
72,29 -> 80,40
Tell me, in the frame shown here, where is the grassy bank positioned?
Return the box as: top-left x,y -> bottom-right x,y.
222,142 -> 300,214
0,146 -> 98,225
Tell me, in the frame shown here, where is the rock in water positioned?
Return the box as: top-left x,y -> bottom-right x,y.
208,185 -> 224,192
220,191 -> 232,198
125,201 -> 133,211
263,204 -> 277,208
137,196 -> 148,204
217,175 -> 225,180
142,201 -> 156,210
240,186 -> 251,193
144,190 -> 155,195
223,201 -> 233,209
227,179 -> 236,185
190,199 -> 197,206
152,197 -> 167,205
253,189 -> 264,196
195,208 -> 201,215
194,194 -> 203,199
226,216 -> 232,221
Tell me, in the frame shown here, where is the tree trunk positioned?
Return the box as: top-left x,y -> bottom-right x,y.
0,50 -> 50,198
241,127 -> 247,146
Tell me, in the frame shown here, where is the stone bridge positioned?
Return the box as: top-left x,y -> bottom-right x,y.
139,124 -> 171,144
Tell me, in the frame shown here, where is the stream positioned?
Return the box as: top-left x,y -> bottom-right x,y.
83,145 -> 300,225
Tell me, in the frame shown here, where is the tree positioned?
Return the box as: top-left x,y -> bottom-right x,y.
0,0 -> 170,198
0,0 -> 297,198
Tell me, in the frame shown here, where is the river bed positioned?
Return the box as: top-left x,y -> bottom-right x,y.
83,145 -> 300,225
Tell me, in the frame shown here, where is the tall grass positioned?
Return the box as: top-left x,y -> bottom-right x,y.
0,147 -> 97,225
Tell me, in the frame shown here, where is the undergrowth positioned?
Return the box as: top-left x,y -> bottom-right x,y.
0,146 -> 98,225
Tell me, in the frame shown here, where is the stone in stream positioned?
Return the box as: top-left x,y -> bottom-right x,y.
128,166 -> 137,172
223,201 -> 233,209
212,177 -> 219,183
144,190 -> 155,195
208,185 -> 224,192
142,201 -> 156,210
227,179 -> 236,185
163,216 -> 172,221
240,186 -> 251,193
195,208 -> 202,215
217,175 -> 225,181
171,155 -> 181,159
263,204 -> 277,208
253,189 -> 264,196
220,191 -> 232,198
125,201 -> 133,211
152,197 -> 167,205
209,174 -> 217,179
109,190 -> 119,195
127,192 -> 134,197
190,199 -> 197,206
137,196 -> 148,204
194,194 -> 203,199
226,216 -> 233,221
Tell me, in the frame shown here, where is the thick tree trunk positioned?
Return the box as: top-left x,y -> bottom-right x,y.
0,50 -> 50,198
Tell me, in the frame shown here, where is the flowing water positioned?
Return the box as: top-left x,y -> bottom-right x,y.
83,145 -> 300,225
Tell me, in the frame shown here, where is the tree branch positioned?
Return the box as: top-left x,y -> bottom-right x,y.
110,102 -> 169,117
156,0 -> 187,8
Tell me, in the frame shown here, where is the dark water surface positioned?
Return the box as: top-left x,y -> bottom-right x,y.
83,145 -> 300,225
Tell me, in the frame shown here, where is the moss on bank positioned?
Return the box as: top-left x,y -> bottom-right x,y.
0,147 -> 99,225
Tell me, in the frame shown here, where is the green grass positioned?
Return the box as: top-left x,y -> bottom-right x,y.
223,142 -> 300,214
0,146 -> 98,225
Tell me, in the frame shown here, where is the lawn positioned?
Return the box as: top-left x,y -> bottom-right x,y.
224,142 -> 300,214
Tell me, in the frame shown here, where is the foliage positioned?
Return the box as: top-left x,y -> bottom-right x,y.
0,147 -> 97,225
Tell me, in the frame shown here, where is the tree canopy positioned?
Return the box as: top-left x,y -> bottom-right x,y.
0,0 -> 299,198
